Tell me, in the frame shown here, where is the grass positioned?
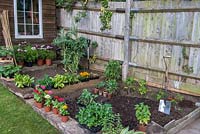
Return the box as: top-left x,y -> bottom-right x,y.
0,84 -> 60,134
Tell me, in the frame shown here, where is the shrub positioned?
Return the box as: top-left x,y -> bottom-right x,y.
135,103 -> 151,125
104,60 -> 121,80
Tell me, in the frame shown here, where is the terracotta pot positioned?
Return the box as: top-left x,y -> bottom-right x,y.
107,93 -> 112,99
35,102 -> 43,109
44,106 -> 51,112
17,61 -> 24,67
138,124 -> 147,132
93,88 -> 99,94
52,108 -> 59,114
103,91 -> 108,97
61,115 -> 69,122
45,59 -> 52,66
37,59 -> 44,66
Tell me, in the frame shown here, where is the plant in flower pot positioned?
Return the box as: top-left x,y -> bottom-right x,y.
105,79 -> 118,99
0,46 -> 13,60
45,50 -> 56,66
52,97 -> 60,114
59,104 -> 70,122
77,89 -> 98,107
95,81 -> 106,95
51,74 -> 67,89
44,94 -> 52,112
0,65 -> 21,79
24,45 -> 38,67
124,77 -> 136,94
33,88 -> 45,109
14,47 -> 25,66
37,75 -> 54,90
135,103 -> 151,132
37,49 -> 46,66
79,71 -> 90,82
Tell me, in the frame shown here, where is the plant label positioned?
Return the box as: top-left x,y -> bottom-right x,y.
158,99 -> 171,115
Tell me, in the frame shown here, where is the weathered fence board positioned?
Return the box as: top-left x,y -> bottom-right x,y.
57,0 -> 200,95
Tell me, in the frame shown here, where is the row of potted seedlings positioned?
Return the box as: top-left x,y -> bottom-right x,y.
33,86 -> 70,122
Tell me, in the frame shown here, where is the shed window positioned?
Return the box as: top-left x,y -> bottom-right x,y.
14,0 -> 43,38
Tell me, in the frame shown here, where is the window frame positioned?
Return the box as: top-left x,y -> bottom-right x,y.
14,0 -> 43,39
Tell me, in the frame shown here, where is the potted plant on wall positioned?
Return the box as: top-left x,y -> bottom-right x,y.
52,96 -> 60,114
59,104 -> 69,122
37,49 -> 46,66
44,94 -> 52,112
33,88 -> 45,109
24,46 -> 38,67
135,103 -> 151,132
45,50 -> 56,66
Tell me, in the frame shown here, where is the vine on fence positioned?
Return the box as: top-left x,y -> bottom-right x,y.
56,0 -> 113,31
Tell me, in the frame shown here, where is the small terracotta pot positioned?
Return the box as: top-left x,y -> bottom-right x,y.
61,116 -> 69,122
103,91 -> 108,97
93,88 -> 99,94
37,59 -> 44,66
17,61 -> 24,67
45,59 -> 52,66
35,102 -> 43,109
44,106 -> 51,112
52,108 -> 59,114
138,124 -> 147,132
107,93 -> 112,99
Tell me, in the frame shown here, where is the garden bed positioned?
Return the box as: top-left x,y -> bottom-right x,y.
56,88 -> 197,133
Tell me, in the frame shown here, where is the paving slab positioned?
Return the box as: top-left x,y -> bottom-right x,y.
176,118 -> 200,134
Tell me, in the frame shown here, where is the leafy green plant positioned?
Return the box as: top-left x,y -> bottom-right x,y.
14,74 -> 34,88
135,103 -> 151,125
124,77 -> 136,91
175,94 -> 184,102
37,49 -> 47,60
100,8 -> 113,31
156,90 -> 167,101
37,75 -> 54,89
44,94 -> 52,107
0,65 -> 21,78
33,87 -> 45,103
59,103 -> 69,116
96,81 -> 106,89
45,50 -> 56,60
77,89 -> 98,106
24,45 -> 38,62
76,102 -> 114,128
51,74 -> 67,89
104,60 -> 121,80
52,99 -> 60,109
105,79 -> 118,94
65,73 -> 80,84
138,79 -> 147,95
0,46 -> 13,57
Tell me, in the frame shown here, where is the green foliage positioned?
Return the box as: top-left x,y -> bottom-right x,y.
104,60 -> 121,80
156,90 -> 167,101
37,49 -> 47,60
76,102 -> 114,128
119,127 -> 144,134
77,89 -> 98,106
138,79 -> 147,95
36,75 -> 54,88
53,29 -> 88,73
51,74 -> 67,89
74,11 -> 87,23
135,103 -> 151,125
14,47 -> 25,62
33,88 -> 45,103
52,99 -> 60,108
96,81 -> 106,89
175,94 -> 184,102
24,45 -> 38,62
45,50 -> 56,60
105,79 -> 118,94
56,0 -> 78,11
65,73 -> 80,84
100,8 -> 113,31
124,77 -> 136,91
0,65 -> 21,78
0,46 -> 13,57
44,95 -> 52,107
59,103 -> 69,116
14,74 -> 34,88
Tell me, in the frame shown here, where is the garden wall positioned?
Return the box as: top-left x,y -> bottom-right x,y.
57,0 -> 200,96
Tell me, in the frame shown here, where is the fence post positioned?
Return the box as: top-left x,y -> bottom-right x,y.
122,0 -> 131,81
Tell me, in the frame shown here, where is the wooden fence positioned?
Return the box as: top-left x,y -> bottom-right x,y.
57,0 -> 200,96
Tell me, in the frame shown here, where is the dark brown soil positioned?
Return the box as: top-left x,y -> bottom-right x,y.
63,89 -> 196,130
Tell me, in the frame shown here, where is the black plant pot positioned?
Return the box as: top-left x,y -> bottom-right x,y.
46,85 -> 53,90
26,62 -> 33,67
31,83 -> 35,88
80,124 -> 102,133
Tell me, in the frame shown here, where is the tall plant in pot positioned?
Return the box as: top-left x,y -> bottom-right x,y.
33,88 -> 45,109
24,45 -> 38,67
45,50 -> 56,66
44,94 -> 52,112
135,103 -> 151,132
14,47 -> 25,66
52,96 -> 60,114
59,104 -> 69,122
37,49 -> 46,66
105,80 -> 118,99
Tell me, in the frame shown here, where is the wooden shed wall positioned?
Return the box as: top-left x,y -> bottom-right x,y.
57,0 -> 200,95
0,0 -> 56,45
